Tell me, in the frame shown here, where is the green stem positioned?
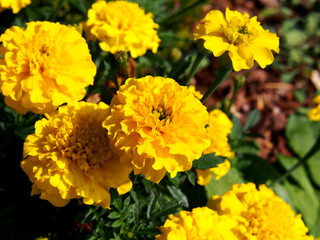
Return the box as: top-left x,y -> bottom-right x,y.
184,51 -> 206,86
226,76 -> 245,114
200,53 -> 232,103
120,61 -> 128,80
269,133 -> 320,187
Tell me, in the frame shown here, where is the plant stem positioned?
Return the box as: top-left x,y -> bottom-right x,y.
269,133 -> 320,187
200,53 -> 232,103
184,51 -> 206,86
226,75 -> 245,114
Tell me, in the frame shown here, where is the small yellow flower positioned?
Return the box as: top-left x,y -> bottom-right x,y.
0,0 -> 31,13
155,207 -> 238,240
21,102 -> 133,209
86,0 -> 160,58
195,109 -> 234,185
194,8 -> 279,71
208,183 -> 313,240
308,96 -> 320,121
103,76 -> 210,183
0,21 -> 96,114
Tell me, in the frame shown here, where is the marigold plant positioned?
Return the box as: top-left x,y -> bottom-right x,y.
208,183 -> 313,240
155,207 -> 238,240
194,7 -> 279,71
86,0 -> 160,58
308,95 -> 320,121
0,21 -> 96,114
0,0 -> 31,13
21,101 -> 133,209
196,109 -> 234,185
103,76 -> 210,183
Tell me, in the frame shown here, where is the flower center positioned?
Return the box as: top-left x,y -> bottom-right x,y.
223,16 -> 252,45
153,106 -> 172,123
45,115 -> 111,171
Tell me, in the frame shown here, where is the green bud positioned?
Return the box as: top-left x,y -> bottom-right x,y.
115,51 -> 128,64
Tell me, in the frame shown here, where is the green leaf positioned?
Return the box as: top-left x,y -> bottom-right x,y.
146,194 -> 157,219
230,114 -> 243,139
285,29 -> 308,47
205,167 -> 244,198
243,109 -> 260,131
111,220 -> 122,228
167,185 -> 189,208
294,89 -> 307,103
240,154 -> 280,184
192,153 -> 226,169
284,181 -> 318,229
185,170 -> 196,186
307,151 -> 320,187
108,212 -> 121,220
277,154 -> 318,201
123,196 -> 131,208
285,112 -> 320,158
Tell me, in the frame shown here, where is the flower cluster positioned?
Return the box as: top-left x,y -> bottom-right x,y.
308,96 -> 320,121
208,183 -> 313,240
103,76 -> 210,183
21,102 -> 132,209
194,8 -> 279,71
157,183 -> 313,240
0,0 -> 31,13
196,109 -> 234,185
0,21 -> 96,114
155,207 -> 238,240
86,0 -> 160,58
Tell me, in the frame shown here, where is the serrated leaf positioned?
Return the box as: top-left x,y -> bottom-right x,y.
185,170 -> 196,186
192,153 -> 226,169
152,203 -> 180,219
243,109 -> 260,131
147,194 -> 157,219
167,185 -> 189,208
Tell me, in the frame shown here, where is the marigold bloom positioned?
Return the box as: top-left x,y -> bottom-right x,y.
195,109 -> 234,185
86,0 -> 160,58
308,96 -> 320,121
21,102 -> 132,209
103,76 -> 210,183
208,183 -> 313,240
0,21 -> 96,114
155,207 -> 238,240
0,0 -> 31,13
194,8 -> 279,71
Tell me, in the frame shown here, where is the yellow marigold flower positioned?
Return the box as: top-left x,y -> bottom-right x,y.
155,206 -> 238,240
86,0 -> 160,58
103,76 -> 210,183
208,183 -> 313,240
0,21 -> 96,114
196,109 -> 234,185
0,0 -> 31,13
21,101 -> 132,209
308,96 -> 320,121
194,8 -> 279,71
187,85 -> 203,100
